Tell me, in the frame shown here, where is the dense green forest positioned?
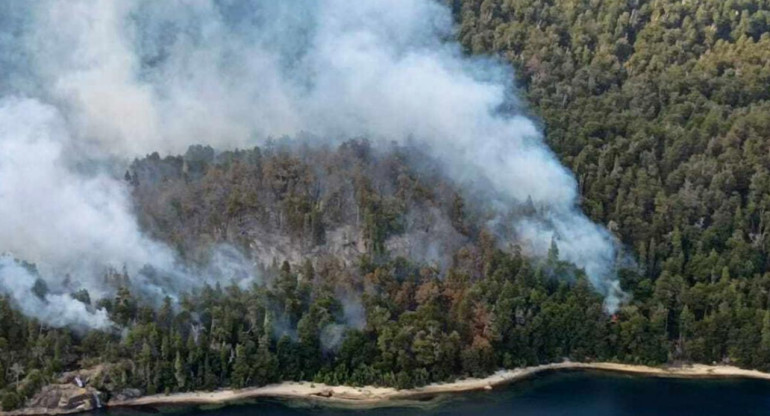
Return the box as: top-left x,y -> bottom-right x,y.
454,0 -> 770,366
4,0 -> 770,410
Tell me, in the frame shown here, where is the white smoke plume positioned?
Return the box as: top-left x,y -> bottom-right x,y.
0,0 -> 624,328
321,295 -> 366,352
0,97 -> 177,284
0,255 -> 111,330
0,97 -> 257,325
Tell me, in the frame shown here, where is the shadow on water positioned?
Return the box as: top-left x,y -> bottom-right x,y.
99,370 -> 770,416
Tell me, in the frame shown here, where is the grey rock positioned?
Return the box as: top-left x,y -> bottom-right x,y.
26,384 -> 104,412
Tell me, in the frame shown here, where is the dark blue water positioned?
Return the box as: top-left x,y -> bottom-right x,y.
107,370 -> 770,416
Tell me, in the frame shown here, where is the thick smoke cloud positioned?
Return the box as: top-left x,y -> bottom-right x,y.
0,97 -> 257,324
0,0 -> 624,327
0,97 -> 177,283
0,255 -> 111,329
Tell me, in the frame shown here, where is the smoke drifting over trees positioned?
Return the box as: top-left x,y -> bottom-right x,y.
0,0 -> 623,328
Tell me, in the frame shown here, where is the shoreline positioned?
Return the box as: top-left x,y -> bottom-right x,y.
109,362 -> 770,408
7,362 -> 770,415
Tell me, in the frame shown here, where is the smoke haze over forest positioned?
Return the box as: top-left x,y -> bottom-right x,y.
0,0 -> 623,328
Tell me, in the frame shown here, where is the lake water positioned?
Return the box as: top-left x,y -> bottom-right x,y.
106,370 -> 770,416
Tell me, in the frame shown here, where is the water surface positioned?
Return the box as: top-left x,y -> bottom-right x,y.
106,370 -> 770,416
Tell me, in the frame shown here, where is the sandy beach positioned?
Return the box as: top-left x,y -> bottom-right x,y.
105,361 -> 770,410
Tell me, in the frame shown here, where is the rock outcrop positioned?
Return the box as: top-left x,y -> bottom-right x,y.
5,384 -> 104,415
110,388 -> 142,402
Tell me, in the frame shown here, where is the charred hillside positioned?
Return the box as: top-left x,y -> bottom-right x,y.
127,140 -> 479,273
0,141 -> 617,410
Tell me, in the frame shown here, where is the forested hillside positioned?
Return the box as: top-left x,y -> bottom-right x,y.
1,142 -> 615,408
456,0 -> 770,363
3,0 -> 770,410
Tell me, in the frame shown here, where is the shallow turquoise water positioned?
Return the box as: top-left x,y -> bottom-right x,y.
105,370 -> 770,416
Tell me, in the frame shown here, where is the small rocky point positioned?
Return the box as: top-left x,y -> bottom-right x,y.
2,384 -> 104,415
30,385 -> 102,412
1,368 -> 117,416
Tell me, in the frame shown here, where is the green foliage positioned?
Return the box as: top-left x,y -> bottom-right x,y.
1,392 -> 21,411
231,345 -> 250,389
17,369 -> 44,399
5,2 -> 770,404
454,0 -> 770,369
